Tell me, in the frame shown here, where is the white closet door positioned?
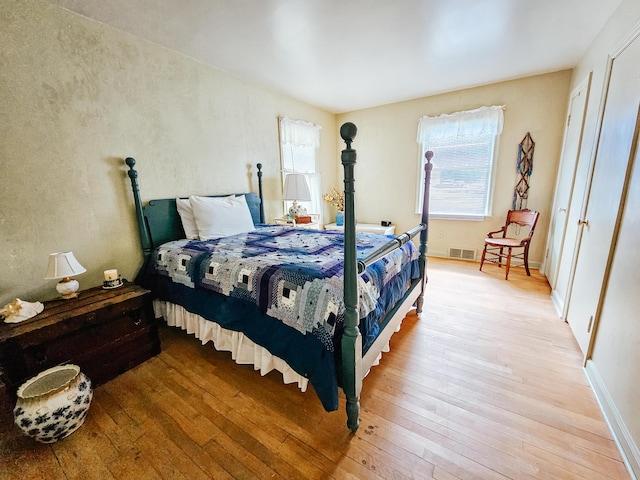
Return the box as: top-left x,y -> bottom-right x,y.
545,76 -> 590,317
566,35 -> 640,356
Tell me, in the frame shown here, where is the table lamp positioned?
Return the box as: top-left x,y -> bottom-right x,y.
283,173 -> 311,217
44,252 -> 87,299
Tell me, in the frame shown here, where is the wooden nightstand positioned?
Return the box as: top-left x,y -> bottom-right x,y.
0,282 -> 160,403
324,222 -> 396,235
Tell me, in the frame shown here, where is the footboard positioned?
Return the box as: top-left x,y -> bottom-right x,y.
339,123 -> 432,432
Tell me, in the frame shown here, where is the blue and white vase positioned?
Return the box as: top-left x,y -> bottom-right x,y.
13,364 -> 92,443
335,210 -> 344,226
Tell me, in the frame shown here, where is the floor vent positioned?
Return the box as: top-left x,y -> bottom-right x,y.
448,247 -> 477,261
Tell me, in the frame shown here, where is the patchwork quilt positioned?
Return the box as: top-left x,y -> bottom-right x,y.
150,225 -> 418,349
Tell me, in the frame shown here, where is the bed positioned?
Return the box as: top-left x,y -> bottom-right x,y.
125,122 -> 433,431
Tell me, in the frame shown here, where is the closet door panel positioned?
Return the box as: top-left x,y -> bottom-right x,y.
547,77 -> 590,316
566,36 -> 640,355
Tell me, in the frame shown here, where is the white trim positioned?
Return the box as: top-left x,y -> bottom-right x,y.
585,360 -> 639,479
610,20 -> 640,58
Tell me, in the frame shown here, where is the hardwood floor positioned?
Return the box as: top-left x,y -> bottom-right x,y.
0,258 -> 630,479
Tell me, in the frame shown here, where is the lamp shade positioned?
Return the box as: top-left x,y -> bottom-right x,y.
44,252 -> 86,280
283,174 -> 311,202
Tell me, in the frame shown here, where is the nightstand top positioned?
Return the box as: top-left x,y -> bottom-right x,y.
0,282 -> 150,342
273,216 -> 321,230
324,222 -> 395,235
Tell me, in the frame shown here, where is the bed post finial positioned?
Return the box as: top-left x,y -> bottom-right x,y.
340,122 -> 357,149
340,121 -> 361,433
425,150 -> 434,164
256,163 -> 265,223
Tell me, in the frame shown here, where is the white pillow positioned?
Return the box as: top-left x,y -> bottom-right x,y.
190,194 -> 255,240
176,198 -> 199,240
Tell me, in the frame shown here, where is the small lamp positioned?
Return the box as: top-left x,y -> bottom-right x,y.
44,252 -> 87,299
283,173 -> 311,217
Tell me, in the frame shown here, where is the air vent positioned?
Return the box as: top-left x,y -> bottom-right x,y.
448,247 -> 477,261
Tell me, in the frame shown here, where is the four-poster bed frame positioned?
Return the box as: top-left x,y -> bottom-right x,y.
125,122 -> 432,431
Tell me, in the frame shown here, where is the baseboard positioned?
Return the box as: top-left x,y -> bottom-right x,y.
428,250 -> 452,259
550,290 -> 565,319
428,252 -> 541,270
585,360 -> 639,479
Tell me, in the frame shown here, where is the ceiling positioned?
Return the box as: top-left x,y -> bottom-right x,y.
48,0 -> 622,113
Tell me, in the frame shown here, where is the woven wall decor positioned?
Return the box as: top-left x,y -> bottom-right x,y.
513,132 -> 535,210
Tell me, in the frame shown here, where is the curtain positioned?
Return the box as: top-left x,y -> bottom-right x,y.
280,117 -> 321,148
417,105 -> 505,144
279,117 -> 323,221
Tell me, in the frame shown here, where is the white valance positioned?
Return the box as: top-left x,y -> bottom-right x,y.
280,117 -> 322,148
417,105 -> 505,144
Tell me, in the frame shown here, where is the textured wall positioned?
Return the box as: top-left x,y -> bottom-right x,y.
336,70 -> 572,266
0,0 -> 337,305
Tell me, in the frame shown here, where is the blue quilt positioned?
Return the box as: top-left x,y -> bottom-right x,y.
137,225 -> 420,411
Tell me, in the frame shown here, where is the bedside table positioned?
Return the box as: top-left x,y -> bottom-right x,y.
0,281 -> 160,401
324,222 -> 396,235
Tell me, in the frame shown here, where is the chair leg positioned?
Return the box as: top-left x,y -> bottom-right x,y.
480,244 -> 487,271
524,245 -> 531,276
505,247 -> 512,280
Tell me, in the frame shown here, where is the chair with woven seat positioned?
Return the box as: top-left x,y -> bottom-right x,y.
479,209 -> 540,280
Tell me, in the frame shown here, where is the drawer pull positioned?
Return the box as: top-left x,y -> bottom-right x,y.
86,313 -> 97,322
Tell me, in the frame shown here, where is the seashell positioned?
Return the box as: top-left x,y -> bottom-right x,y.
1,298 -> 44,323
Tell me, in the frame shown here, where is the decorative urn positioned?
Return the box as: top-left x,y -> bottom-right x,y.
13,364 -> 92,443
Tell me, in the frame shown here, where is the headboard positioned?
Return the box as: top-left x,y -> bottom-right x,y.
125,157 -> 265,258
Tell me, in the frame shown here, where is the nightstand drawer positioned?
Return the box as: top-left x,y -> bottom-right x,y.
17,307 -> 156,380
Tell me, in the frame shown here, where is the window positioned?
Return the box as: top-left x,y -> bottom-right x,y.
279,117 -> 322,220
416,105 -> 504,220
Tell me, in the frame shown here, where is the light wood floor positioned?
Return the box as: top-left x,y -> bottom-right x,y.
0,258 -> 630,479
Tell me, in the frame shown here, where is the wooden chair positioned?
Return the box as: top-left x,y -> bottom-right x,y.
479,209 -> 540,280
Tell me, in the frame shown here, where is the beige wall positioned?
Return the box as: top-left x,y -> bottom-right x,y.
336,71 -> 572,265
0,0 -> 337,306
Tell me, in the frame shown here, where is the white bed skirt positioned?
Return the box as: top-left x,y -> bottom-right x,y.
154,300 -> 395,393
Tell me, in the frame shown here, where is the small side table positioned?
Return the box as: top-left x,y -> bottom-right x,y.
0,281 -> 160,403
325,222 -> 396,235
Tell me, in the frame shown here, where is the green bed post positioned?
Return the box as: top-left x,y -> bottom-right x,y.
125,157 -> 153,258
340,122 -> 362,432
415,150 -> 433,313
256,163 -> 265,223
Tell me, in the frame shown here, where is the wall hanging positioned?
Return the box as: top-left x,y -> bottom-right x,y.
513,132 -> 535,210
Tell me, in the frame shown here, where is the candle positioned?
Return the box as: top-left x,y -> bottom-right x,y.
104,269 -> 118,281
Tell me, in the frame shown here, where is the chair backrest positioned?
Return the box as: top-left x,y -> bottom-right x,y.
505,209 -> 539,240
